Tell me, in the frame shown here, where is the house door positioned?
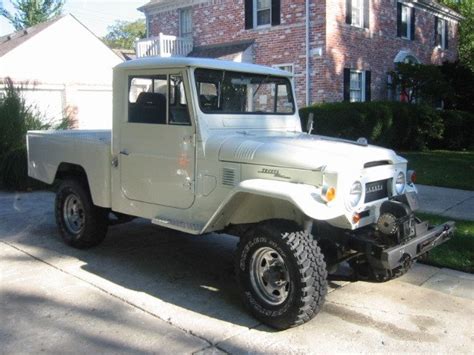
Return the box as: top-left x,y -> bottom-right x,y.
119,72 -> 195,209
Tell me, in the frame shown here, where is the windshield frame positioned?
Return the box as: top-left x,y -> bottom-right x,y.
193,68 -> 296,116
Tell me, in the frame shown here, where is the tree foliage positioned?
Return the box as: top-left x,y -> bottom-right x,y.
440,0 -> 474,71
388,63 -> 450,104
0,0 -> 64,30
102,19 -> 146,50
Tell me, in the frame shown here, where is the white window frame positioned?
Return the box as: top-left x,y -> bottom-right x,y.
401,4 -> 412,40
179,7 -> 193,38
349,70 -> 366,102
273,63 -> 294,84
351,0 -> 364,28
254,0 -> 272,28
437,18 -> 447,49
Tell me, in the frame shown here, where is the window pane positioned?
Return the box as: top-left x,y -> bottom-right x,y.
129,75 -> 168,124
169,75 -> 191,125
350,90 -> 361,102
129,78 -> 152,103
352,0 -> 361,26
194,69 -> 295,114
350,72 -> 361,90
257,0 -> 271,10
180,8 -> 192,37
401,6 -> 408,37
277,65 -> 293,74
257,9 -> 271,26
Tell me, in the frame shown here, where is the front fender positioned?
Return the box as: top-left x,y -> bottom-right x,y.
200,179 -> 342,233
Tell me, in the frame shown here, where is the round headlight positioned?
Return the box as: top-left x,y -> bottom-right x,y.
349,181 -> 363,207
395,172 -> 406,194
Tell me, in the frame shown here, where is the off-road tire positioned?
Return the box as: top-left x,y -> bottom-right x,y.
55,179 -> 108,249
235,220 -> 327,330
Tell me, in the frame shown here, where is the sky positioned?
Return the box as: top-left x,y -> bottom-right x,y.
0,0 -> 146,37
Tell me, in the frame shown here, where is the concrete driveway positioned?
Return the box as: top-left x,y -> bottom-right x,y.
1,191 -> 473,354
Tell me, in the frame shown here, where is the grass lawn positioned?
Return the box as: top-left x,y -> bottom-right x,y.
400,150 -> 474,191
417,213 -> 474,273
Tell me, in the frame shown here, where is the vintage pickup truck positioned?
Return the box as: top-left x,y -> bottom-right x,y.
27,57 -> 454,329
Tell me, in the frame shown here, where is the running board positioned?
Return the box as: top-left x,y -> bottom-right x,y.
151,217 -> 204,235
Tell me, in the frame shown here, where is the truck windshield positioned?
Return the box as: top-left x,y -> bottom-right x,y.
194,68 -> 295,115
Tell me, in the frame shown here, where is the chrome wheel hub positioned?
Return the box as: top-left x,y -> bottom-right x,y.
250,247 -> 290,305
63,193 -> 85,234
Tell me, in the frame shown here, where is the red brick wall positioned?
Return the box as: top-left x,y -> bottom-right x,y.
147,0 -> 459,106
323,0 -> 459,102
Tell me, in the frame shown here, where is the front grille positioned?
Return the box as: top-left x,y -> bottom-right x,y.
365,179 -> 390,203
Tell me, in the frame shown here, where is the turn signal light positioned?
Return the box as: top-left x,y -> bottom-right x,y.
352,213 -> 361,224
322,186 -> 336,203
408,170 -> 417,184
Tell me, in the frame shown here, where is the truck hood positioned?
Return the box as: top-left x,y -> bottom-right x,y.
218,133 -> 405,171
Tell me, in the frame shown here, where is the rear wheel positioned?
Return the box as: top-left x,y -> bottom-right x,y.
55,179 -> 108,249
235,220 -> 327,330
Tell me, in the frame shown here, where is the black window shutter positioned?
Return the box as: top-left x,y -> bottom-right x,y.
396,2 -> 402,37
434,16 -> 439,46
245,0 -> 253,29
344,68 -> 351,102
364,0 -> 370,29
365,71 -> 371,102
346,0 -> 352,24
271,0 -> 281,26
444,21 -> 449,49
410,7 -> 416,40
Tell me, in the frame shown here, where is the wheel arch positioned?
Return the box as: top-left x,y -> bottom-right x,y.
204,191 -> 308,233
54,162 -> 109,208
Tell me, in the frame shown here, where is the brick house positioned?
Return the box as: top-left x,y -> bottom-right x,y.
137,0 -> 461,107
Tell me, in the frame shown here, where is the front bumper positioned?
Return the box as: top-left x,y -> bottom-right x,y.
380,220 -> 455,270
345,194 -> 455,272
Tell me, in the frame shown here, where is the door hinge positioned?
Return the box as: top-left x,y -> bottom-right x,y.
183,134 -> 196,147
184,180 -> 195,192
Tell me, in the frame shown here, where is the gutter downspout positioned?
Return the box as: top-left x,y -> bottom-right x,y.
305,0 -> 310,106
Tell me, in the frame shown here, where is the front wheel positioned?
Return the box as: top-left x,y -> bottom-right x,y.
55,179 -> 108,249
235,221 -> 328,330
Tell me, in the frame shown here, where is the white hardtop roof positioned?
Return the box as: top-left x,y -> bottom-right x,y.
114,57 -> 293,77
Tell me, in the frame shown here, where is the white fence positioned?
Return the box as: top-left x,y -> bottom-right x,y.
136,33 -> 193,58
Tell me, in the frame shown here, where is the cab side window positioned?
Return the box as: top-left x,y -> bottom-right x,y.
169,75 -> 191,126
128,74 -> 191,126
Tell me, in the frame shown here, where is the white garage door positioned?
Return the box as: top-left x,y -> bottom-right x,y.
22,89 -> 64,124
75,90 -> 113,129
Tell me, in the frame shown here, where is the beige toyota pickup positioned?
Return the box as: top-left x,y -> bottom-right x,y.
27,57 -> 454,329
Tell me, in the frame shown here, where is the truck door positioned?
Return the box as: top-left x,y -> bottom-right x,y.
118,72 -> 195,209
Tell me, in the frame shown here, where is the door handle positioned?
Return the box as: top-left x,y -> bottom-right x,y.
120,150 -> 129,156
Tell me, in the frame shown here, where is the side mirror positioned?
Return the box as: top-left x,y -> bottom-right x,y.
306,113 -> 314,135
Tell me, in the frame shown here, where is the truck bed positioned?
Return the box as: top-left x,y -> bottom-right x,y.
27,130 -> 112,208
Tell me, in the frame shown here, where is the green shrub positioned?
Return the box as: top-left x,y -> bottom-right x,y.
433,110 -> 474,150
0,148 -> 28,190
300,102 -> 444,151
0,77 -> 65,190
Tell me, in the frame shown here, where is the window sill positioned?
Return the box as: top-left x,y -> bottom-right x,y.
252,24 -> 272,31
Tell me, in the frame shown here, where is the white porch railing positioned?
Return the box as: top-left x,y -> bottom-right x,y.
136,33 -> 194,58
